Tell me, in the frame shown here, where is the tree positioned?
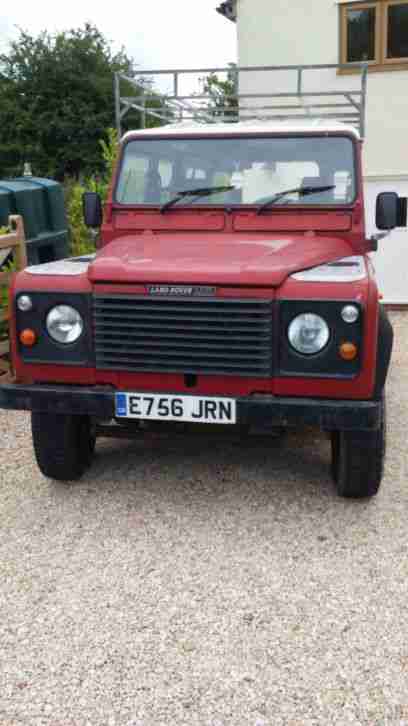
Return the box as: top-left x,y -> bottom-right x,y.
202,64 -> 239,121
0,24 -> 164,179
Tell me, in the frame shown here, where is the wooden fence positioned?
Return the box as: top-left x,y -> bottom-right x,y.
0,216 -> 27,381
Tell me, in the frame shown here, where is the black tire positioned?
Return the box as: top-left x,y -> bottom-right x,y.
31,412 -> 95,482
331,396 -> 386,499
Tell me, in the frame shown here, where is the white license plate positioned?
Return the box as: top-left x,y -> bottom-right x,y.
115,392 -> 236,425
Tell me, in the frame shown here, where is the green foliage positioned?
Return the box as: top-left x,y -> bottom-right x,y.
100,127 -> 119,182
65,181 -> 97,257
95,127 -> 119,202
203,65 -> 239,121
66,128 -> 119,257
0,24 -> 163,179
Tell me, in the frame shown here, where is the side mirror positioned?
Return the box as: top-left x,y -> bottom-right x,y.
376,192 -> 407,230
83,192 -> 103,228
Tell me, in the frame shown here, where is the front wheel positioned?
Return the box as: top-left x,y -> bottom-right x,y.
32,412 -> 95,481
331,396 -> 386,499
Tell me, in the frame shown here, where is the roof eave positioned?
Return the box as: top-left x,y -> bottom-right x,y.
216,2 -> 237,22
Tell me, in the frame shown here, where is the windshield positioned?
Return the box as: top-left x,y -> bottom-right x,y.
115,135 -> 356,207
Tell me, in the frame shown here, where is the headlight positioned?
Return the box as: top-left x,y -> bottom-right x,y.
288,313 -> 330,355
46,305 -> 84,344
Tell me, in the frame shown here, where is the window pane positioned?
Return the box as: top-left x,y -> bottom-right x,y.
387,3 -> 408,58
347,7 -> 376,62
115,137 -> 356,207
116,157 -> 148,203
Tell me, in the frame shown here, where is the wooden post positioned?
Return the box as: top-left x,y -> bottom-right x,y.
0,215 -> 27,382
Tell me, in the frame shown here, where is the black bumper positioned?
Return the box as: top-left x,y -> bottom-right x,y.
0,383 -> 381,431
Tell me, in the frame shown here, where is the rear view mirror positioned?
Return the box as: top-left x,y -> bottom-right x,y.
83,192 -> 103,228
376,192 -> 407,230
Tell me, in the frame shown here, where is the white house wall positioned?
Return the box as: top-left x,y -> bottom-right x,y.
236,0 -> 408,302
366,179 -> 408,305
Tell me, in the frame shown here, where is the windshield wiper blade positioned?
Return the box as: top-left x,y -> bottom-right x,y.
256,185 -> 336,215
160,185 -> 235,214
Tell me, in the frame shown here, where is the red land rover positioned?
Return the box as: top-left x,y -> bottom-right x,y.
1,120 -> 405,497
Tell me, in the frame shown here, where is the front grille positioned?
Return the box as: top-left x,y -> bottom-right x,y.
93,295 -> 273,376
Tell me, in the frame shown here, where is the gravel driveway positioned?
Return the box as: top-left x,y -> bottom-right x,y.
1,311 -> 407,726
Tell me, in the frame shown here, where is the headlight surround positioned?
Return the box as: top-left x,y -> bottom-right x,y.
46,305 -> 84,344
288,313 -> 330,355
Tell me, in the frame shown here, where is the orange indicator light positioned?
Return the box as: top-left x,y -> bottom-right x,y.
20,329 -> 37,347
339,342 -> 358,361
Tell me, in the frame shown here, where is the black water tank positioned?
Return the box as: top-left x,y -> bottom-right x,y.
0,177 -> 69,265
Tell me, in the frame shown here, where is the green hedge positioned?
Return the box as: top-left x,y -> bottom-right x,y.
66,128 -> 118,257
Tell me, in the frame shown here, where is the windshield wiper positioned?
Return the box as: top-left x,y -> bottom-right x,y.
256,185 -> 336,215
160,185 -> 235,214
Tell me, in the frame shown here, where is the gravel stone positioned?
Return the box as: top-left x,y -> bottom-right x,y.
0,311 -> 407,725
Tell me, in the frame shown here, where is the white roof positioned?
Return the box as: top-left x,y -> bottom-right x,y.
122,119 -> 361,142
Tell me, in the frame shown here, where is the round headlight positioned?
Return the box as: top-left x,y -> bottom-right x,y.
46,305 -> 83,344
17,294 -> 33,312
288,313 -> 330,355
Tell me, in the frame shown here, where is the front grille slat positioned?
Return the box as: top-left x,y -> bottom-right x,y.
95,338 -> 272,352
94,301 -> 269,314
93,294 -> 273,377
96,312 -> 270,325
95,330 -> 270,343
95,319 -> 269,334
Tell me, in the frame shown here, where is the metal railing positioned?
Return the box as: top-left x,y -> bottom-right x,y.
114,63 -> 368,138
